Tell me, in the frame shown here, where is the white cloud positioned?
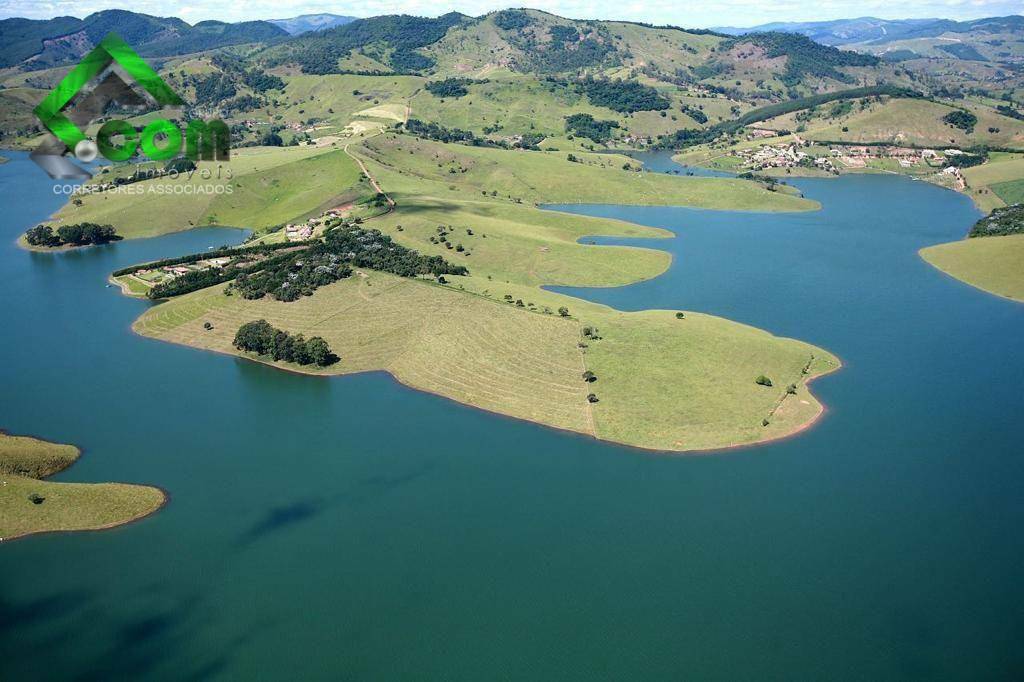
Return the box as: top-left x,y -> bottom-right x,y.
0,0 -> 1021,27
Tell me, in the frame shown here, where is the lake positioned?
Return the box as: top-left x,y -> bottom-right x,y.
2,150 -> 1023,680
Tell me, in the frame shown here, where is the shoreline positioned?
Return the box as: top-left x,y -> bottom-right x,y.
918,241 -> 1024,304
1,488 -> 169,544
0,431 -> 167,543
127,295 -> 840,456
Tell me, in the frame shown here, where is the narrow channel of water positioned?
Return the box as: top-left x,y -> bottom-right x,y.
2,151 -> 1022,680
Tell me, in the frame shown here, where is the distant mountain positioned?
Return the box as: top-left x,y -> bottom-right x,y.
713,15 -> 1024,47
712,17 -> 943,45
269,14 -> 357,35
0,10 -> 288,68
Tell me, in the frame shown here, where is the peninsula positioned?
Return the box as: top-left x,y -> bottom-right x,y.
0,431 -> 165,541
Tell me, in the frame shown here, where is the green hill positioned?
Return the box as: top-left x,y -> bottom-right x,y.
0,10 -> 288,68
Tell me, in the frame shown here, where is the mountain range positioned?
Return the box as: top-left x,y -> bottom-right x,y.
713,14 -> 1024,47
268,14 -> 357,35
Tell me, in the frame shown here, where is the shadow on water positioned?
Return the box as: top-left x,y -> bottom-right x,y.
237,498 -> 327,546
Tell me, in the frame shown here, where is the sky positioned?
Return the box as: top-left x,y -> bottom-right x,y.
0,0 -> 1022,27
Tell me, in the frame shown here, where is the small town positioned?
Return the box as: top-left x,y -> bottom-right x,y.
735,133 -> 970,186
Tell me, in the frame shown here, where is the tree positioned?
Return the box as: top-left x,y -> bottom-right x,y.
558,307 -> 570,317
234,320 -> 337,367
675,312 -> 685,319
25,225 -> 59,247
587,393 -> 599,403
943,110 -> 977,133
262,132 -> 284,146
234,320 -> 276,355
755,375 -> 773,387
582,370 -> 596,383
307,337 -> 337,366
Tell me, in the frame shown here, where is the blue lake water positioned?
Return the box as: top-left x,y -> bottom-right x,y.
1,150 -> 1023,680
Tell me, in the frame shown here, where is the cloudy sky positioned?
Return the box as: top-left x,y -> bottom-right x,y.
1,0 -> 1021,27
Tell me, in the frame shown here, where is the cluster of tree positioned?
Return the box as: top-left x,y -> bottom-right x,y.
323,225 -> 468,278
680,104 -> 708,125
403,119 -> 538,150
517,132 -> 546,150
148,260 -> 255,299
969,204 -> 1024,238
279,13 -> 465,74
943,110 -> 978,133
222,94 -> 265,115
565,113 -> 620,143
493,9 -> 532,31
191,73 -> 237,106
143,224 -> 466,302
575,77 -> 670,113
242,70 -> 284,93
262,131 -> 285,146
404,118 -> 488,145
234,320 -> 337,366
113,240 -> 305,279
492,14 -> 618,73
141,249 -> 306,300
950,152 -> 987,168
228,247 -> 352,302
996,105 -> 1024,121
425,78 -> 484,98
25,223 -> 120,247
721,32 -> 879,86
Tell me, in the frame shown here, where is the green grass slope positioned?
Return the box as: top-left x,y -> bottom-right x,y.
42,145 -> 369,240
360,133 -> 818,211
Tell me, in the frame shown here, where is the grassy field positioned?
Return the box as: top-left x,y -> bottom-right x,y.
959,153 -> 1024,210
42,145 -> 370,239
920,234 -> 1024,302
0,432 -> 165,541
134,271 -> 837,452
799,98 -> 1024,149
358,134 -> 819,212
990,179 -> 1024,205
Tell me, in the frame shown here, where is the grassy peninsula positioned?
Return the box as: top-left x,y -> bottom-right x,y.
120,134 -> 838,453
921,233 -> 1024,302
920,203 -> 1024,302
0,432 -> 165,541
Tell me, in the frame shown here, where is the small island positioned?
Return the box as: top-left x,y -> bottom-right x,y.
0,431 -> 165,541
21,222 -> 121,251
